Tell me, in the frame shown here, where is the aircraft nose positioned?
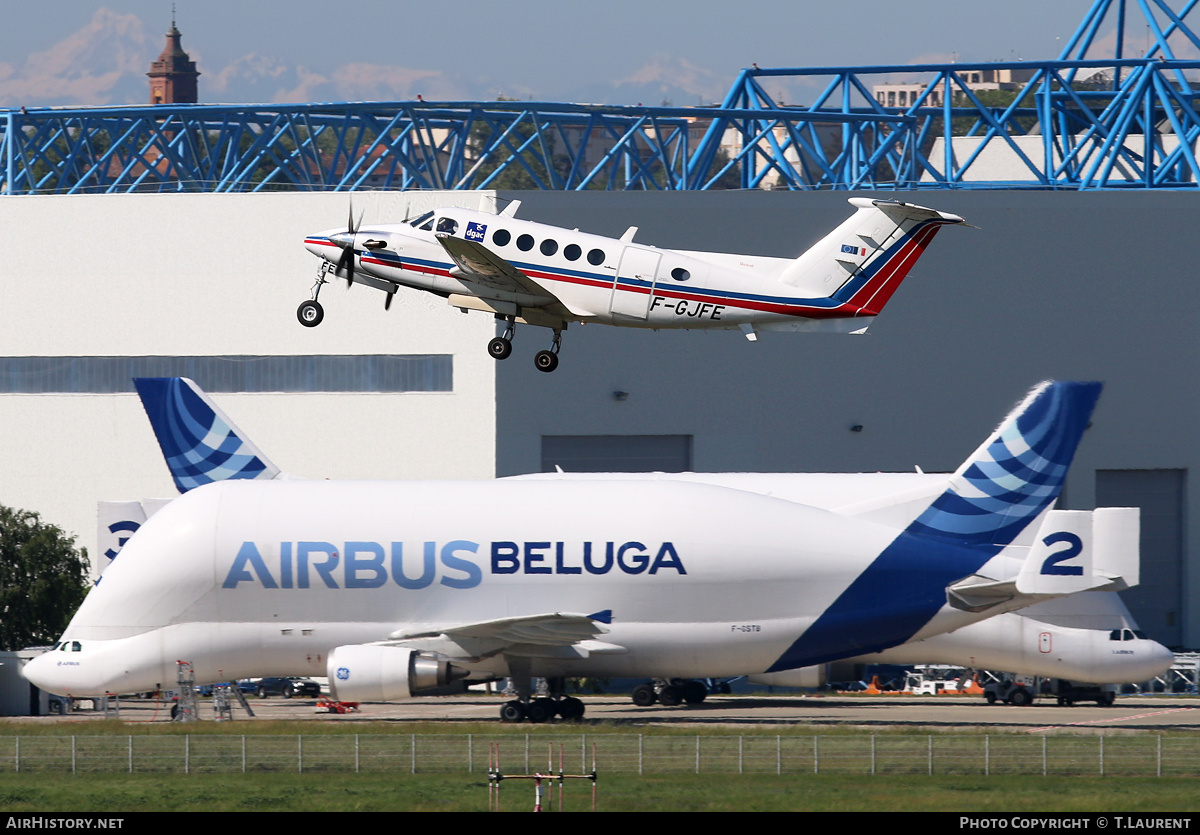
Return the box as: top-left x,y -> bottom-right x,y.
302,228 -> 345,260
21,651 -> 68,696
1144,640 -> 1176,680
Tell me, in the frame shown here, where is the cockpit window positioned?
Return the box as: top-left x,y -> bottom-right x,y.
410,211 -> 435,230
436,217 -> 458,235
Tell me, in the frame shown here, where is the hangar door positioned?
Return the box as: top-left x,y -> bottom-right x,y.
1096,469 -> 1185,648
541,435 -> 692,473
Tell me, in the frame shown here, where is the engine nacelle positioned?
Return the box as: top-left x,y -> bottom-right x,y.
327,645 -> 458,702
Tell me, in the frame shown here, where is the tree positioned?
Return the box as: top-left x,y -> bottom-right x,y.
0,506 -> 90,650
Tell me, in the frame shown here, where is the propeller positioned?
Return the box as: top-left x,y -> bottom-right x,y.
329,200 -> 364,289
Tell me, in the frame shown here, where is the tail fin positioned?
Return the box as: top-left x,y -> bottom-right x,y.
766,381 -> 1102,671
134,377 -> 281,493
906,381 -> 1102,548
780,198 -> 965,315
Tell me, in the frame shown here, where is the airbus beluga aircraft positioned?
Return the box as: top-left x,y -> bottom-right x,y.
299,198 -> 965,372
26,380 -> 1150,722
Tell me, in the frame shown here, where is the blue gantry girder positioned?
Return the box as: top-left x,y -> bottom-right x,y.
2,0 -> 1199,193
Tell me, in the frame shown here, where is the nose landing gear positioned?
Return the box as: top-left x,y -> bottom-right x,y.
298,264 -> 330,328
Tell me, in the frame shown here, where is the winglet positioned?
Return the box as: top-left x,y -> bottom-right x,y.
133,377 -> 281,493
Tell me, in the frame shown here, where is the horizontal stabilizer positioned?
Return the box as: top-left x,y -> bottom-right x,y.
1016,507 -> 1139,595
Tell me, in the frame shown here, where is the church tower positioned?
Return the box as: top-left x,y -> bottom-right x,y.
147,17 -> 200,104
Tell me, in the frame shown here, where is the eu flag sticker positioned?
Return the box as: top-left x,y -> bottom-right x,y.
465,221 -> 488,242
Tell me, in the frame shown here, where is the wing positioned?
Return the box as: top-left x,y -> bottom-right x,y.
382,611 -> 626,661
435,233 -> 592,319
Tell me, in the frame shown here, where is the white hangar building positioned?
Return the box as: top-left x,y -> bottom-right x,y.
0,188 -> 1196,650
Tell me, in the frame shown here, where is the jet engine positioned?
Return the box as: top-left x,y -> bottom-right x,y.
327,645 -> 467,702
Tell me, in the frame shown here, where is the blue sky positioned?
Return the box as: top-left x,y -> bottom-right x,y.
0,1 -> 1165,108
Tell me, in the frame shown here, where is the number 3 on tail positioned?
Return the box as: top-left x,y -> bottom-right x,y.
1040,532 -> 1084,575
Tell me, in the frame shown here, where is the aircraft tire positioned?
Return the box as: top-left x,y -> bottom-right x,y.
631,684 -> 657,707
499,700 -> 526,723
297,300 -> 324,328
682,680 -> 707,704
658,684 -> 684,707
534,350 -> 559,373
527,698 -> 556,723
558,696 -> 585,720
488,337 -> 512,360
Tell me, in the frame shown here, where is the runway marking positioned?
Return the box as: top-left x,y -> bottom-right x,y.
1025,706 -> 1197,733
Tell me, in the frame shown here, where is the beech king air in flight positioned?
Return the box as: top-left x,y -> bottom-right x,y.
27,380 -> 1153,721
299,198 -> 965,371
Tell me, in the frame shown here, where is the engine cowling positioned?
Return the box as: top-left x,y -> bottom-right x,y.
327,645 -> 461,702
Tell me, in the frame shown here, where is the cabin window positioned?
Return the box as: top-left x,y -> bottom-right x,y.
436,217 -> 458,235
492,229 -> 511,247
564,244 -> 581,261
517,234 -> 535,252
540,239 -> 558,256
671,267 -> 690,282
587,248 -> 605,266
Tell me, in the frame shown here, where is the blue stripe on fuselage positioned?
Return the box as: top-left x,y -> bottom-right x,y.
765,531 -> 995,671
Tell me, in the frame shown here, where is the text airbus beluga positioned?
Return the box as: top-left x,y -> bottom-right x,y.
298,198 -> 965,371
25,381 -> 1150,722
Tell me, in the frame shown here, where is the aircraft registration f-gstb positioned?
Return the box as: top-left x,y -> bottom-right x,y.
25,381 -> 1146,722
299,198 -> 965,371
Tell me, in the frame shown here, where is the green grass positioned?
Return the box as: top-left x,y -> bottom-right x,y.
0,772 -> 1197,812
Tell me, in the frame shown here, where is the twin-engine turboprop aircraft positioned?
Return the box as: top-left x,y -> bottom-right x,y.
299,198 -> 965,371
27,380 -> 1151,722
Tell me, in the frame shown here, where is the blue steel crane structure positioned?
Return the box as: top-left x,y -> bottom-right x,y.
2,0 -> 1197,193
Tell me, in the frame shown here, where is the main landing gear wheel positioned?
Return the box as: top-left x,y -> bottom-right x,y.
526,697 -> 556,723
534,350 -> 559,373
557,696 -> 585,720
682,680 -> 708,705
297,300 -> 324,327
499,700 -> 526,722
631,683 -> 658,707
488,337 -> 512,360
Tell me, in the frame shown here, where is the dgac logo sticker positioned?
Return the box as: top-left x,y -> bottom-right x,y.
222,540 -> 685,590
465,222 -> 487,242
